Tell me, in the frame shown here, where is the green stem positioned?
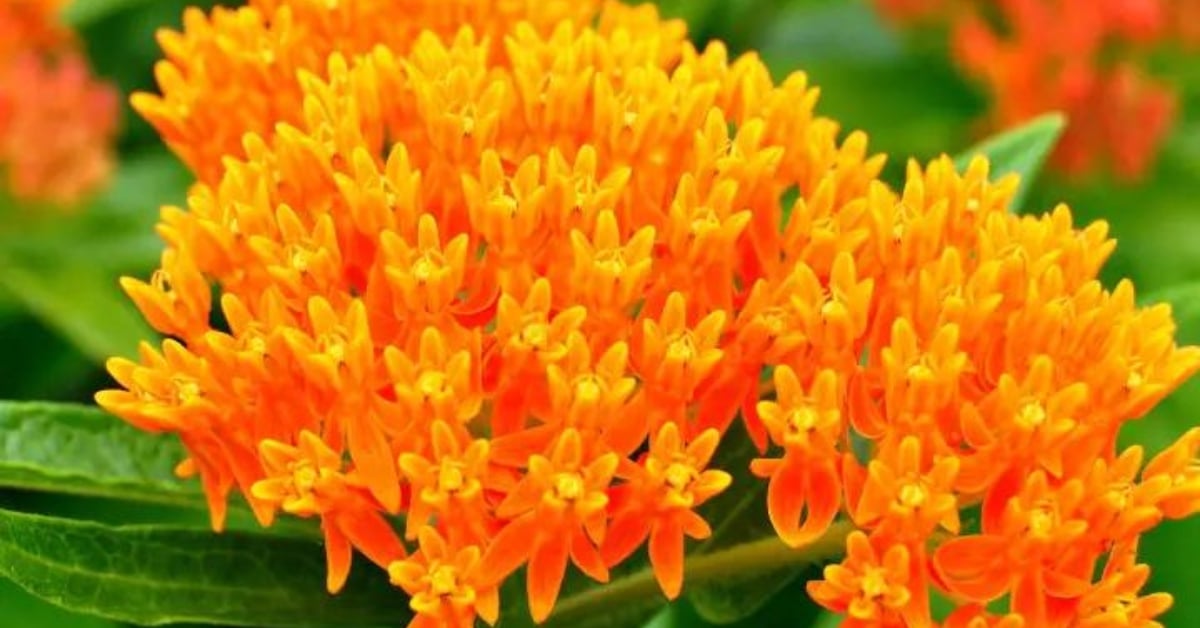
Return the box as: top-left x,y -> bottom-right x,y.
546,520 -> 856,626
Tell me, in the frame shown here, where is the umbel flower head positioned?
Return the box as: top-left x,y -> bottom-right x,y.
99,0 -> 1200,626
133,0 -> 608,184
0,0 -> 118,205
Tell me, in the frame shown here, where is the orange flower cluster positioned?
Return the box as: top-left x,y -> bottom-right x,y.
133,0 -> 604,185
0,0 -> 118,205
99,1 -> 1200,626
876,0 -> 1187,181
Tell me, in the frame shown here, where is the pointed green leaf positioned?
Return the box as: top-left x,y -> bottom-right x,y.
953,112 -> 1066,212
0,508 -> 404,627
0,401 -> 199,508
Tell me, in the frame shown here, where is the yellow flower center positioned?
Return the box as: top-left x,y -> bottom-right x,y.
289,245 -> 313,273
411,254 -> 443,283
787,406 -> 819,433
247,334 -> 267,354
1027,505 -> 1056,539
519,322 -> 549,349
666,332 -> 697,364
291,462 -> 319,495
553,472 -> 585,501
664,462 -> 695,492
437,463 -> 466,494
905,361 -> 934,383
318,333 -> 346,363
428,564 -> 460,597
574,376 -> 603,405
820,295 -> 847,320
572,179 -> 594,209
860,568 -> 890,600
172,376 -> 202,404
1016,401 -> 1047,430
417,372 -> 450,398
759,307 -> 787,337
1105,482 -> 1132,511
898,482 -> 927,509
593,249 -> 627,276
689,209 -> 720,237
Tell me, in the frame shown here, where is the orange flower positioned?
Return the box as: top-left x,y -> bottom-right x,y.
808,531 -> 925,627
1074,542 -> 1173,628
0,3 -> 117,205
479,429 -> 617,622
389,526 -> 499,628
252,431 -> 406,593
852,435 -> 960,542
750,366 -> 844,548
0,0 -> 69,58
398,420 -> 493,545
134,0 -> 609,183
875,0 -> 1190,180
603,423 -> 731,598
101,1 -> 1200,625
1141,427 -> 1200,520
934,472 -> 1093,624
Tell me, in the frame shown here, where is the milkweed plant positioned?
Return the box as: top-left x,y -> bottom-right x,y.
0,1 -> 1197,628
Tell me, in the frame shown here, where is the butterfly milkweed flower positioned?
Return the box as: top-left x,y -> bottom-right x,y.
874,0 -> 1187,181
0,0 -> 118,206
98,0 -> 1200,625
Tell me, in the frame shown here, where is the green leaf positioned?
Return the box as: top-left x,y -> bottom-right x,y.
0,247 -> 154,362
0,508 -> 404,627
0,576 -> 120,628
0,401 -> 200,508
0,153 -> 181,362
526,522 -> 854,628
952,112 -> 1066,212
644,566 -> 827,628
61,0 -> 162,28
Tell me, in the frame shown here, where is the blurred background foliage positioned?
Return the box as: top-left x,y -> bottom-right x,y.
0,0 -> 1196,626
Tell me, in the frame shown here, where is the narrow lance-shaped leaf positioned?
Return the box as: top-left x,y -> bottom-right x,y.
2,502 -> 854,628
952,112 -> 1066,212
0,402 -> 317,538
0,401 -> 200,508
0,577 -> 120,628
0,508 -> 405,628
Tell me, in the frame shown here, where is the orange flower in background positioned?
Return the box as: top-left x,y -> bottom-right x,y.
101,0 -> 1200,626
0,0 -> 118,205
0,0 -> 69,57
876,0 -> 1187,181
